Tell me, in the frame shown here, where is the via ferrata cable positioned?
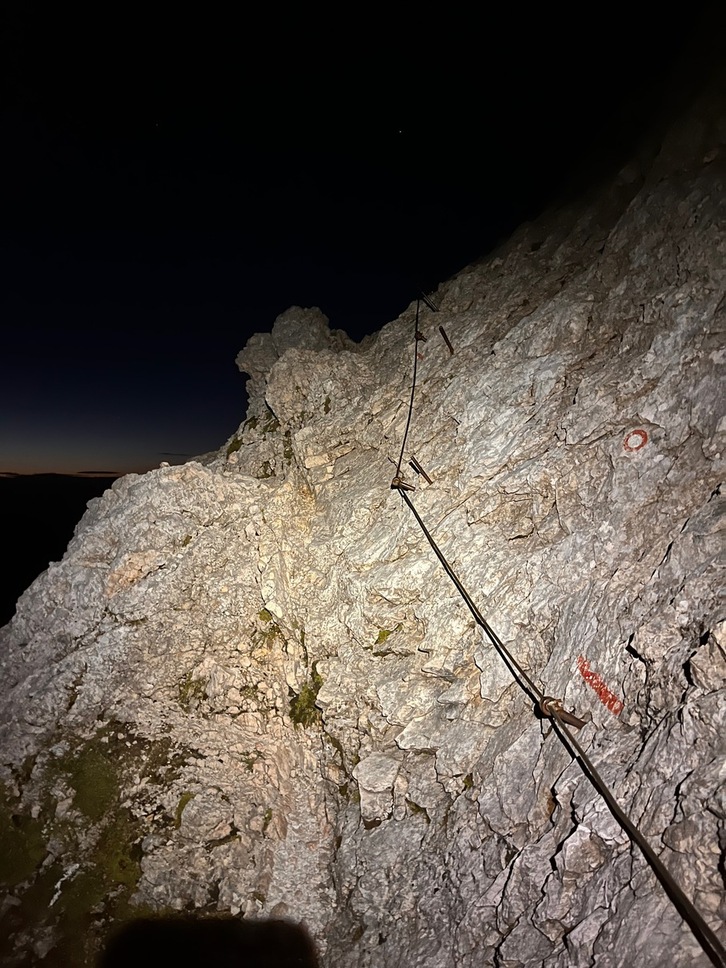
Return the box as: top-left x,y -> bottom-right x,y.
389,310 -> 726,968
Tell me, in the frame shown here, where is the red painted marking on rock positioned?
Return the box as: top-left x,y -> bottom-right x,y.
624,429 -> 648,452
576,655 -> 624,715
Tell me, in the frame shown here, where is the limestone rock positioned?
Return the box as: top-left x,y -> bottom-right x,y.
1,65 -> 725,968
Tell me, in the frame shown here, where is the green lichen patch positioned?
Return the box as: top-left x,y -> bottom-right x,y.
289,665 -> 324,728
0,784 -> 47,886
35,833 -> 142,968
59,744 -> 118,823
258,607 -> 273,623
406,799 -> 431,823
178,673 -> 207,712
0,860 -> 63,966
375,623 -> 403,646
174,791 -> 195,828
96,812 -> 143,890
0,723 -> 192,966
46,723 -> 187,820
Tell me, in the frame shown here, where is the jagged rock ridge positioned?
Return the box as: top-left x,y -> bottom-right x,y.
1,68 -> 724,968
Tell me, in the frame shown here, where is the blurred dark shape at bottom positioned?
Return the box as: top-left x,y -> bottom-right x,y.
98,916 -> 320,968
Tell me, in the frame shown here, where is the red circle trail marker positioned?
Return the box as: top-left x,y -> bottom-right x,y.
624,429 -> 648,452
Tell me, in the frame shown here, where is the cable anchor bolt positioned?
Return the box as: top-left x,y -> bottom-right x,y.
539,696 -> 588,730
391,476 -> 416,492
409,456 -> 433,484
439,325 -> 455,355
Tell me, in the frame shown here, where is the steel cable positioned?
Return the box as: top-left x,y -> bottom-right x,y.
394,301 -> 421,481
389,315 -> 726,968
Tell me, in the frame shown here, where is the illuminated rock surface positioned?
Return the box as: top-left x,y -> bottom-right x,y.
1,69 -> 724,968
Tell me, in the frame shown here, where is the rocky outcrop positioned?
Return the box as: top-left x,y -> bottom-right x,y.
1,69 -> 724,968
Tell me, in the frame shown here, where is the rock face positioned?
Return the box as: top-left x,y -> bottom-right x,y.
1,74 -> 725,968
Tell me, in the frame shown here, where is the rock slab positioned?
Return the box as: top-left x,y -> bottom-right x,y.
1,66 -> 725,968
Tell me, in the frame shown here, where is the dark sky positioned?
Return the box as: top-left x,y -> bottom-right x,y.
0,6 -> 708,475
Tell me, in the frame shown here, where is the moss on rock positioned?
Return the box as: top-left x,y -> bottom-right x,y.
289,665 -> 324,728
0,722 -> 190,967
0,783 -> 47,886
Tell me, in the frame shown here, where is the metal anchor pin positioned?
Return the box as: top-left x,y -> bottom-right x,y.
408,456 -> 432,484
391,475 -> 416,492
420,292 -> 439,313
538,696 -> 587,730
439,325 -> 454,355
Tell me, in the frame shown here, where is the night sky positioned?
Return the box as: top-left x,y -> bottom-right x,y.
1,7 -> 708,476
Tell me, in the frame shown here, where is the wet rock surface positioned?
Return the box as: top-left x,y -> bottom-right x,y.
1,71 -> 725,968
